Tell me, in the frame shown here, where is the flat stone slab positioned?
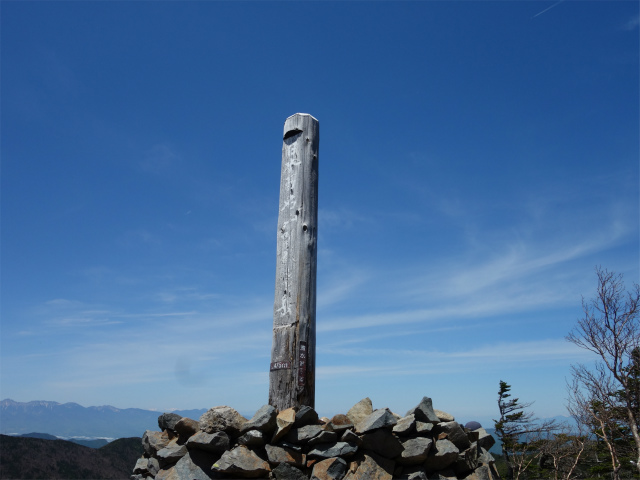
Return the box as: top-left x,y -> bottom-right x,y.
308,441 -> 359,459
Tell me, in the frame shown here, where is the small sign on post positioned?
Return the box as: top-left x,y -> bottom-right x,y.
268,113 -> 319,411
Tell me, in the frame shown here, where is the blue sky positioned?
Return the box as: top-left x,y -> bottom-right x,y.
1,1 -> 638,427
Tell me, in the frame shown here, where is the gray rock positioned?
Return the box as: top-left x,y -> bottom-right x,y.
199,406 -> 247,436
212,445 -> 271,478
406,397 -> 439,424
396,437 -> 433,465
454,443 -> 478,475
174,417 -> 199,443
241,404 -> 278,434
478,447 -> 496,466
343,451 -> 394,480
186,430 -> 230,453
434,410 -> 455,422
474,428 -> 496,451
416,422 -> 434,435
142,430 -> 171,456
311,457 -> 347,480
423,439 -> 459,472
272,462 -> 308,480
434,422 -> 471,450
285,424 -> 324,444
237,429 -> 265,447
346,398 -> 373,427
158,413 -> 183,432
309,430 -> 339,445
341,429 -> 362,446
360,428 -> 404,458
393,414 -> 417,436
329,414 -> 354,432
265,444 -> 306,467
308,441 -> 359,459
156,442 -> 188,468
167,450 -> 217,480
133,457 -> 160,476
355,408 -> 397,434
295,405 -> 319,427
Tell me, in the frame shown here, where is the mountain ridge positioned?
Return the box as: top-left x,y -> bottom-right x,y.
0,398 -> 208,438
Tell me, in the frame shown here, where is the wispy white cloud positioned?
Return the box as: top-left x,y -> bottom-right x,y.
622,14 -> 640,31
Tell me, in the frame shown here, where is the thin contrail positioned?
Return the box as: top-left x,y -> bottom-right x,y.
532,0 -> 565,19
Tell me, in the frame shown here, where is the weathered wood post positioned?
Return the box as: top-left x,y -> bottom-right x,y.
269,113 -> 319,410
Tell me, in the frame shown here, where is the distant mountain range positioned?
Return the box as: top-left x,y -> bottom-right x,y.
0,399 -> 207,438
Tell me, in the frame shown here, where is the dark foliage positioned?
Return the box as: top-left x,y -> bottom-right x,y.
0,434 -> 142,479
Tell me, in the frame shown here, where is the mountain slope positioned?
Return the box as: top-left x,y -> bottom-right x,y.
0,435 -> 142,479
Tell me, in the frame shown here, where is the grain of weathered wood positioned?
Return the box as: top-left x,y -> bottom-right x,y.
269,113 -> 319,410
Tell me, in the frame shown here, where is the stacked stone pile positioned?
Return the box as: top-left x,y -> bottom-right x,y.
131,396 -> 499,480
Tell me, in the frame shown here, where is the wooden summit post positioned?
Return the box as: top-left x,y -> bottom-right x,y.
269,113 -> 319,410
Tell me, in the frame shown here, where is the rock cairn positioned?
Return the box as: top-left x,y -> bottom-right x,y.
131,396 -> 499,480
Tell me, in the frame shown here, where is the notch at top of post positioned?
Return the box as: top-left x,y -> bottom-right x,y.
283,113 -> 319,140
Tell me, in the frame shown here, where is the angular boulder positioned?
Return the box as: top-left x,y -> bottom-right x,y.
346,398 -> 373,427
272,407 -> 297,443
423,439 -> 459,472
285,424 -> 324,444
329,414 -> 354,433
341,429 -> 362,446
241,404 -> 278,434
434,409 -> 455,422
454,443 -> 478,475
311,456 -> 348,480
174,417 -> 199,442
212,445 -> 271,478
355,408 -> 397,434
272,462 -> 308,480
199,405 -> 247,437
474,428 -> 496,451
156,441 -> 188,468
360,428 -> 404,458
186,430 -> 230,453
434,422 -> 471,450
142,430 -> 171,456
265,444 -> 306,467
396,437 -> 433,465
406,397 -> 439,424
133,456 -> 160,476
295,405 -> 319,427
237,429 -> 265,447
158,413 -> 183,432
393,414 -> 417,436
344,451 -> 394,480
156,450 -> 216,480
